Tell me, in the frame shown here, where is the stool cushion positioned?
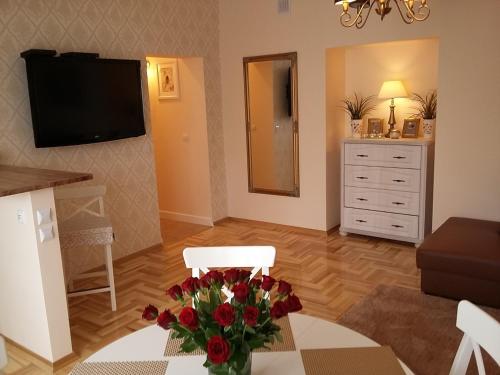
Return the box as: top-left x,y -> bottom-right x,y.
417,217 -> 500,282
59,214 -> 113,248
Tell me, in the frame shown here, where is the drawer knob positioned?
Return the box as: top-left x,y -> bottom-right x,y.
392,179 -> 405,183
356,198 -> 368,201
391,224 -> 404,228
356,154 -> 368,157
392,202 -> 405,206
393,156 -> 406,159
356,219 -> 367,223
356,176 -> 369,180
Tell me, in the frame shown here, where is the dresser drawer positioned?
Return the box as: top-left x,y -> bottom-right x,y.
345,143 -> 422,169
345,165 -> 421,193
345,186 -> 420,215
344,208 -> 419,238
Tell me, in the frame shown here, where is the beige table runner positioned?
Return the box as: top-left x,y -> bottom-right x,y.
164,316 -> 296,357
300,346 -> 406,375
70,360 -> 168,375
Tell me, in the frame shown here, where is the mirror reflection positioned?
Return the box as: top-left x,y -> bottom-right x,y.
244,52 -> 299,197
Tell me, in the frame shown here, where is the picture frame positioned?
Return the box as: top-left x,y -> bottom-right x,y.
367,118 -> 384,135
157,60 -> 179,99
402,118 -> 420,138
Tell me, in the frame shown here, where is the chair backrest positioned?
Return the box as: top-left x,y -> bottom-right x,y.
183,246 -> 276,301
54,185 -> 107,222
449,300 -> 500,375
0,335 -> 7,370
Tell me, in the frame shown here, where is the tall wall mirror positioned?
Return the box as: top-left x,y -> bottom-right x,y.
243,52 -> 299,197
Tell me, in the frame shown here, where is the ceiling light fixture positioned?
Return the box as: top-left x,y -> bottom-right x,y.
334,0 -> 430,29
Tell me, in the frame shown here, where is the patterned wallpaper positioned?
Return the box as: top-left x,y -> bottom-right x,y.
0,0 -> 227,276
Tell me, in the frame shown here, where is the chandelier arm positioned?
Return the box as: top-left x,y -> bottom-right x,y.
400,0 -> 431,22
355,2 -> 375,29
340,0 -> 373,28
394,0 -> 415,24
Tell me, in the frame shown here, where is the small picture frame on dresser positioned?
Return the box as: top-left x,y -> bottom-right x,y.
367,118 -> 384,135
402,118 -> 420,138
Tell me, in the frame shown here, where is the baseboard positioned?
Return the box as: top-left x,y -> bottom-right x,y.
160,210 -> 213,226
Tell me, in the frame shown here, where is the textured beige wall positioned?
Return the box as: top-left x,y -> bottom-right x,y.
0,0 -> 226,275
147,57 -> 212,223
220,0 -> 500,231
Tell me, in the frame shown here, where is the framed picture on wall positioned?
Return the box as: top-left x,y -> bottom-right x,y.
157,60 -> 179,99
402,118 -> 420,138
367,118 -> 384,135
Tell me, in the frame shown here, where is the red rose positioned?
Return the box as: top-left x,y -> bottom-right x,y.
167,285 -> 183,300
157,309 -> 177,329
249,278 -> 262,289
142,304 -> 158,320
207,336 -> 230,365
270,300 -> 288,319
179,307 -> 199,330
285,294 -> 303,313
261,275 -> 276,291
202,270 -> 224,287
213,303 -> 235,327
243,306 -> 259,327
181,277 -> 200,295
239,270 -> 252,282
232,283 -> 249,303
277,280 -> 292,296
224,268 -> 240,284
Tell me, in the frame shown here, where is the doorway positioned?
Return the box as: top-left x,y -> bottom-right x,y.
146,56 -> 213,244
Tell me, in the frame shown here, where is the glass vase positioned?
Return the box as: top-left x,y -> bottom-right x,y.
208,353 -> 252,375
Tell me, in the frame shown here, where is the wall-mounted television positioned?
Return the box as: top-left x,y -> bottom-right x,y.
21,50 -> 146,148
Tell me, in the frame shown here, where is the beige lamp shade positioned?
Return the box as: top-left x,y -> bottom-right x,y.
378,80 -> 408,99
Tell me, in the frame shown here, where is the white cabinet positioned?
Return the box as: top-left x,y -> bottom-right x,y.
340,138 -> 434,246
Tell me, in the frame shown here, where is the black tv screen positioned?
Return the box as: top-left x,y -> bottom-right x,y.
21,50 -> 146,148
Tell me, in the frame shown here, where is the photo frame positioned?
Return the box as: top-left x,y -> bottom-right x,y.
367,118 -> 384,135
402,118 -> 420,138
157,60 -> 179,99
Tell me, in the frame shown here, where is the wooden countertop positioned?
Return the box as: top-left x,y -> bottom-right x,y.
0,165 -> 93,197
342,137 -> 434,145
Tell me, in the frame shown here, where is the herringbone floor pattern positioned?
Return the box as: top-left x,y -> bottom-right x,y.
3,218 -> 419,374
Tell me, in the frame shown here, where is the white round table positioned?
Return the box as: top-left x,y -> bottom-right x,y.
86,313 -> 414,374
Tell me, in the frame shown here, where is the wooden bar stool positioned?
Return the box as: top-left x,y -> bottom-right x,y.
55,185 -> 117,311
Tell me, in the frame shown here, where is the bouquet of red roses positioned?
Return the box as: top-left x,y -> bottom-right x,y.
142,269 -> 302,375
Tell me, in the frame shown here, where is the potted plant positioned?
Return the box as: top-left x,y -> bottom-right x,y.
411,90 -> 437,139
143,270 -> 303,375
340,93 -> 376,138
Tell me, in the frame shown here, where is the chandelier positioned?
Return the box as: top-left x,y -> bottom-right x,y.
334,0 -> 430,29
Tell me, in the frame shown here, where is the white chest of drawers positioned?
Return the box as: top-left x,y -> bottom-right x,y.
340,138 -> 434,246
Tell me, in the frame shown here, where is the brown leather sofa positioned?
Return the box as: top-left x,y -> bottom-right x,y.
416,217 -> 500,308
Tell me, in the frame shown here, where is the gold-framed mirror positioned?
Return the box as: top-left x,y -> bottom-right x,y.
243,52 -> 299,197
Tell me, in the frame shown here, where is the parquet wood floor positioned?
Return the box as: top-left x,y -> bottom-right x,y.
3,218 -> 419,374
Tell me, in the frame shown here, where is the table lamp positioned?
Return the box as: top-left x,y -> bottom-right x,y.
378,80 -> 408,138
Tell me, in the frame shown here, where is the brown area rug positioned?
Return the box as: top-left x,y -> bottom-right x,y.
337,285 -> 500,375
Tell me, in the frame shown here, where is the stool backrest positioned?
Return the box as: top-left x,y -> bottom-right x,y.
54,185 -> 107,222
183,246 -> 276,302
449,300 -> 500,375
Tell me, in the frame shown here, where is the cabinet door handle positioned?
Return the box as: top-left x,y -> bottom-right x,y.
393,156 -> 406,159
392,179 -> 405,183
356,154 -> 368,158
356,219 -> 367,223
356,198 -> 368,201
392,202 -> 404,206
356,176 -> 369,180
391,224 -> 404,228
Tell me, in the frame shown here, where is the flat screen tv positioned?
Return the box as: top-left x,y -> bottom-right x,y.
21,50 -> 146,148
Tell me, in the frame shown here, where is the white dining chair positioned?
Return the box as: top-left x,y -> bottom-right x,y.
55,185 -> 117,311
183,246 -> 276,301
449,300 -> 500,375
0,335 -> 7,370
